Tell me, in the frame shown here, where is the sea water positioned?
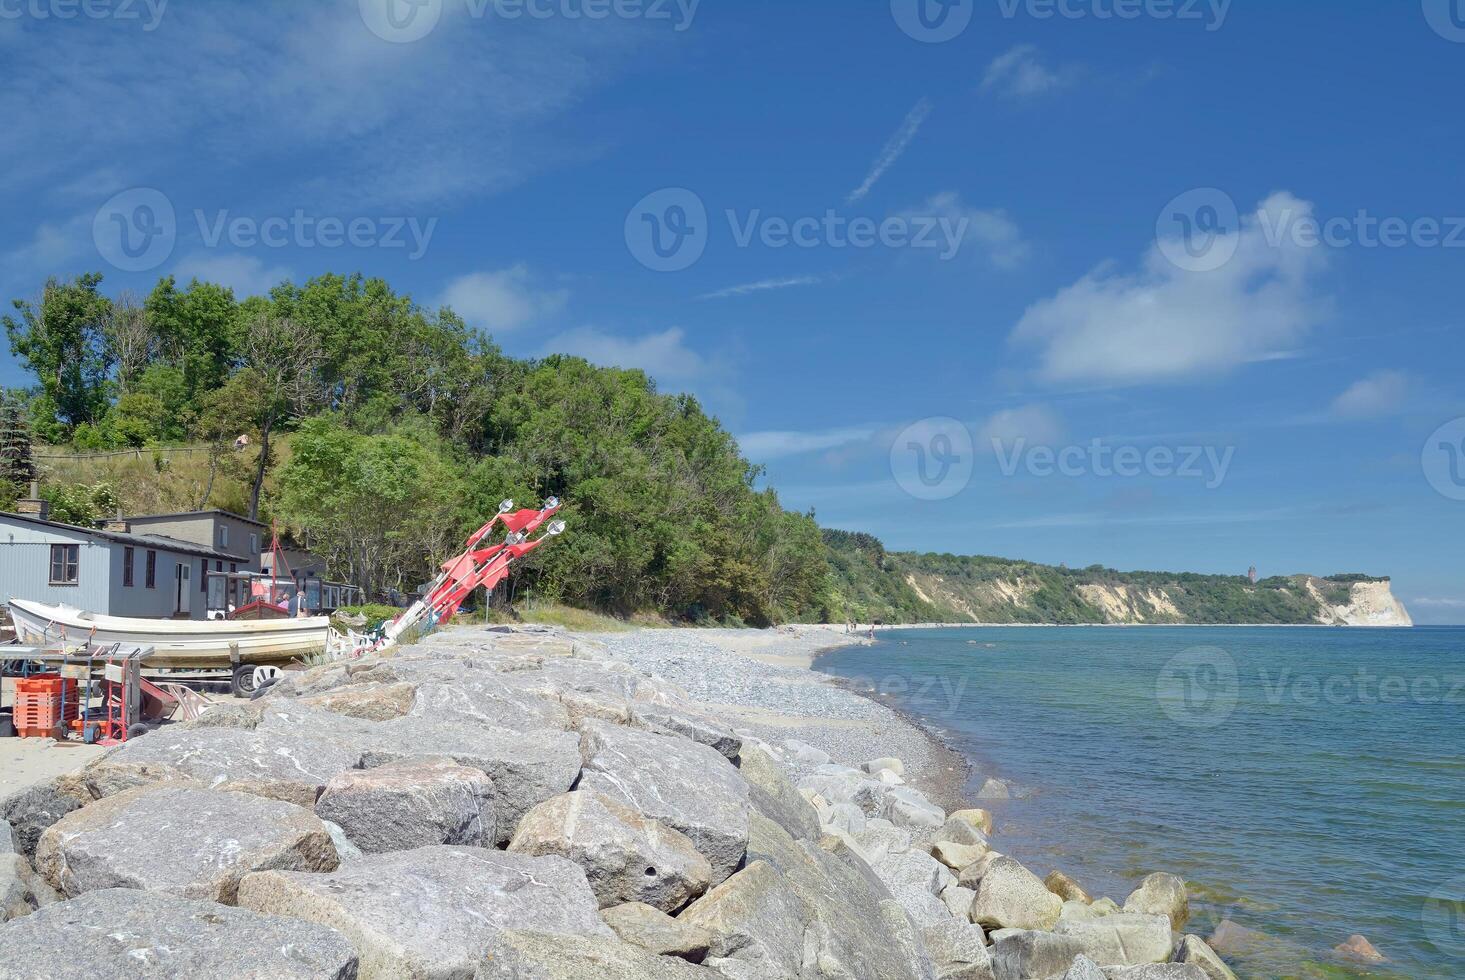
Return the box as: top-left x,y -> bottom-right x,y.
815,626 -> 1465,978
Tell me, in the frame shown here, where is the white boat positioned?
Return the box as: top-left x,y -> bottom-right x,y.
6,598 -> 331,670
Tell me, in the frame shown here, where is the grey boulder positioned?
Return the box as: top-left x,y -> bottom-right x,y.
1104,966 -> 1208,980
1170,935 -> 1239,980
474,931 -> 719,978
988,929 -> 1088,980
1054,912 -> 1176,965
360,717 -> 582,845
678,860 -> 809,980
600,901 -> 714,961
0,776 -> 92,859
1124,873 -> 1189,930
969,857 -> 1063,931
923,919 -> 994,980
631,704 -> 742,761
84,726 -> 360,807
0,888 -> 358,979
316,757 -> 496,853
507,790 -> 712,913
238,845 -> 611,979
34,786 -> 338,904
737,745 -> 822,842
578,721 -> 749,885
1,852 -> 56,922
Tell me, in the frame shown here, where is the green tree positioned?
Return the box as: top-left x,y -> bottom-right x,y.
277,416 -> 467,598
4,273 -> 114,428
145,277 -> 240,410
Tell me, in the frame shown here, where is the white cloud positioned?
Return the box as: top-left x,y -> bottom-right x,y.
1012,192 -> 1329,386
438,265 -> 568,332
698,276 -> 823,301
0,213 -> 93,300
847,98 -> 932,205
977,404 -> 1064,450
1410,597 -> 1465,608
544,327 -> 704,381
905,192 -> 1029,269
171,254 -> 292,298
1330,370 -> 1410,419
981,46 -> 1070,99
737,427 -> 876,461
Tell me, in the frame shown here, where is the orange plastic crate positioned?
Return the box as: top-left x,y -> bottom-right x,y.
14,675 -> 78,738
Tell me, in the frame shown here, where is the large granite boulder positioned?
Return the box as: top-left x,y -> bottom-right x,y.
885,786 -> 946,830
737,745 -> 823,842
1124,873 -> 1189,930
988,929 -> 1088,980
1104,966 -> 1208,979
0,776 -> 92,859
298,679 -> 418,720
1054,912 -> 1176,965
747,811 -> 932,980
1060,955 -> 1108,979
679,860 -> 810,980
969,857 -> 1062,931
0,888 -> 358,978
238,845 -> 611,978
508,790 -> 711,913
0,818 -> 15,853
34,786 -> 338,904
630,704 -> 742,761
1171,934 -> 1240,980
360,717 -> 582,845
578,721 -> 749,884
923,919 -> 994,980
474,931 -> 719,978
1,853 -> 50,921
601,901 -> 714,961
316,757 -> 496,853
407,675 -> 572,733
83,726 -> 360,807
1046,870 -> 1092,904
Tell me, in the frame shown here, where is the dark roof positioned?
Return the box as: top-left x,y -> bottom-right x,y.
122,509 -> 269,529
0,511 -> 251,563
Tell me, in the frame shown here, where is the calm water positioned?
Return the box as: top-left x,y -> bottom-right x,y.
816,627 -> 1465,979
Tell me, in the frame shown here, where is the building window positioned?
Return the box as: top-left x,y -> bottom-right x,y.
123,546 -> 135,587
145,550 -> 157,588
48,544 -> 79,585
250,533 -> 259,555
201,559 -> 208,593
219,525 -> 230,548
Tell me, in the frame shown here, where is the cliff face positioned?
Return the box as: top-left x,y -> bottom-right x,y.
1307,579 -> 1414,627
822,533 -> 1410,626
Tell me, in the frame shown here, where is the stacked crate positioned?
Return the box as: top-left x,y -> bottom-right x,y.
13,674 -> 77,738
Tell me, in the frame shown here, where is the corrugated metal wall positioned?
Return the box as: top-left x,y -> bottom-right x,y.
0,517 -> 205,620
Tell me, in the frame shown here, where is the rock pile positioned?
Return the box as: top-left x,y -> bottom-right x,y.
0,626 -> 1242,979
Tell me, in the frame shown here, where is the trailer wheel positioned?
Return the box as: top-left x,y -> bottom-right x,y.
231,664 -> 260,698
126,722 -> 153,740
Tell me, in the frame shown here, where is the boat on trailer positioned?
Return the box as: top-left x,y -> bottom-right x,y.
6,598 -> 330,669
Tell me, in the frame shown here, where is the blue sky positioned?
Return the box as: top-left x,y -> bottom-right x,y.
2,0 -> 1463,621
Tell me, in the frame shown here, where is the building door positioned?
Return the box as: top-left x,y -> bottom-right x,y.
175,562 -> 191,616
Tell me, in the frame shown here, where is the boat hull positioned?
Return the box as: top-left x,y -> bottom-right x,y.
7,599 -> 331,669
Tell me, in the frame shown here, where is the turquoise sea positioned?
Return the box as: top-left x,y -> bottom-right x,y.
815,626 -> 1465,979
